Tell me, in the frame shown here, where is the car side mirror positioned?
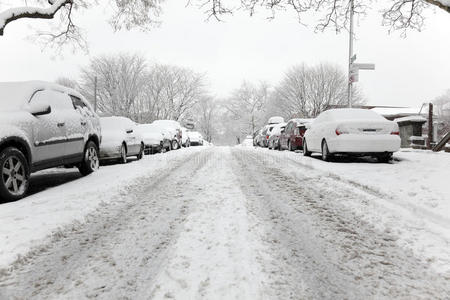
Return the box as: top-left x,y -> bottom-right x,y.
29,102 -> 51,116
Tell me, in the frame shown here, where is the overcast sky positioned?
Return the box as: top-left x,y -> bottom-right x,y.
1,1 -> 449,108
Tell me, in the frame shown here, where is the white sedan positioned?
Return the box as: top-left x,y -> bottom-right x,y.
100,116 -> 144,163
302,108 -> 401,162
187,131 -> 204,146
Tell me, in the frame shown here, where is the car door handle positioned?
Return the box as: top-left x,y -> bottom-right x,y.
57,122 -> 65,127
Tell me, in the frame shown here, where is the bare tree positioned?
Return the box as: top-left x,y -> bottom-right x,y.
2,0 -> 448,52
0,0 -> 164,51
225,81 -> 269,137
55,76 -> 79,89
195,96 -> 217,142
80,53 -> 147,119
275,63 -> 364,118
142,64 -> 205,122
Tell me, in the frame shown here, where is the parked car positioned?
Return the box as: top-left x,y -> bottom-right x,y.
181,127 -> 191,147
0,81 -> 101,201
268,123 -> 286,150
302,108 -> 401,162
151,120 -> 182,150
137,124 -> 171,154
187,131 -> 204,146
100,116 -> 144,163
279,118 -> 313,151
261,124 -> 276,147
254,128 -> 265,147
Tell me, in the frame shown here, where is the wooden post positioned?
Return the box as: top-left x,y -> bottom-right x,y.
427,103 -> 433,149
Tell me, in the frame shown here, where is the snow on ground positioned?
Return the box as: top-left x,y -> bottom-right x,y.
148,149 -> 267,299
0,147 -> 205,270
243,147 -> 450,274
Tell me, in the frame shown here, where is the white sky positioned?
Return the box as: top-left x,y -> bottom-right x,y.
0,1 -> 449,108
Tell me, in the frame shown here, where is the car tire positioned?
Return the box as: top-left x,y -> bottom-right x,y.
303,139 -> 312,157
0,147 -> 30,202
278,141 -> 282,151
172,140 -> 179,150
288,140 -> 294,151
78,141 -> 100,176
377,152 -> 393,163
120,143 -> 127,164
186,140 -> 191,148
137,143 -> 144,160
321,140 -> 332,162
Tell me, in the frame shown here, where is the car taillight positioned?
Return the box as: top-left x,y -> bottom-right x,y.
391,131 -> 400,135
335,127 -> 349,135
266,135 -> 269,139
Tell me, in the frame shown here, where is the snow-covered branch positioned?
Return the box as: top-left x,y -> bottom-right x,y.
0,0 -> 72,36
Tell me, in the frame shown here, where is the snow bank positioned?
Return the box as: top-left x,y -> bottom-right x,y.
0,148 -> 205,269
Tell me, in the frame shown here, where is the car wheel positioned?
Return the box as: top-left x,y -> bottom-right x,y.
321,140 -> 332,162
377,152 -> 393,163
120,144 -> 127,164
278,141 -> 282,151
288,141 -> 293,151
137,143 -> 144,160
187,140 -> 191,147
303,139 -> 312,157
0,147 -> 29,202
172,140 -> 179,150
78,141 -> 100,176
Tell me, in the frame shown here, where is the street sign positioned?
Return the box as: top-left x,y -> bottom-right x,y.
352,63 -> 375,70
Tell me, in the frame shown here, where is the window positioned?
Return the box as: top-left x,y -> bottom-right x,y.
70,95 -> 94,117
30,90 -> 73,111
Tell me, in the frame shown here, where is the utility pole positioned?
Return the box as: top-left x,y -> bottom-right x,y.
348,0 -> 355,108
94,76 -> 98,112
427,103 -> 434,149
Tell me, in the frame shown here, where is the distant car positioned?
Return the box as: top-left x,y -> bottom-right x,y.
187,131 -> 203,146
302,108 -> 401,162
100,117 -> 144,163
261,124 -> 276,147
181,127 -> 191,147
151,120 -> 183,150
137,124 -> 171,154
268,123 -> 286,150
0,81 -> 101,202
279,118 -> 313,151
254,128 -> 264,147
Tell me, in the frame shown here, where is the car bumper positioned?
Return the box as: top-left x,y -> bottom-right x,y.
328,134 -> 401,153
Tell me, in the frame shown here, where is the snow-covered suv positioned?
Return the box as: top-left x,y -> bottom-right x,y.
0,81 -> 101,201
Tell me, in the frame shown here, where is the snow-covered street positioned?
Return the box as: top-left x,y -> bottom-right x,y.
0,146 -> 449,299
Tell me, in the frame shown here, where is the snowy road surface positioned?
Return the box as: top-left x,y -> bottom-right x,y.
0,147 -> 449,299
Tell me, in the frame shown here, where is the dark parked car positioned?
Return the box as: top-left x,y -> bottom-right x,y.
279,118 -> 313,151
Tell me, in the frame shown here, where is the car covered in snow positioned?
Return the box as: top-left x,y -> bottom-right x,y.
187,131 -> 204,146
267,122 -> 287,150
151,120 -> 183,150
279,118 -> 313,151
0,81 -> 101,201
302,108 -> 401,162
99,116 -> 144,163
136,123 -> 172,154
241,135 -> 254,147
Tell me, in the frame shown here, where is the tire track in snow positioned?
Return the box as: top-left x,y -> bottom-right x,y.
231,148 -> 450,299
0,149 -> 213,299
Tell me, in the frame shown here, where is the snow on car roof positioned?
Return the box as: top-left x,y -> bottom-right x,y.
0,81 -> 85,111
152,120 -> 181,128
290,118 -> 314,125
371,107 -> 422,117
327,108 -> 386,120
268,116 -> 284,124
